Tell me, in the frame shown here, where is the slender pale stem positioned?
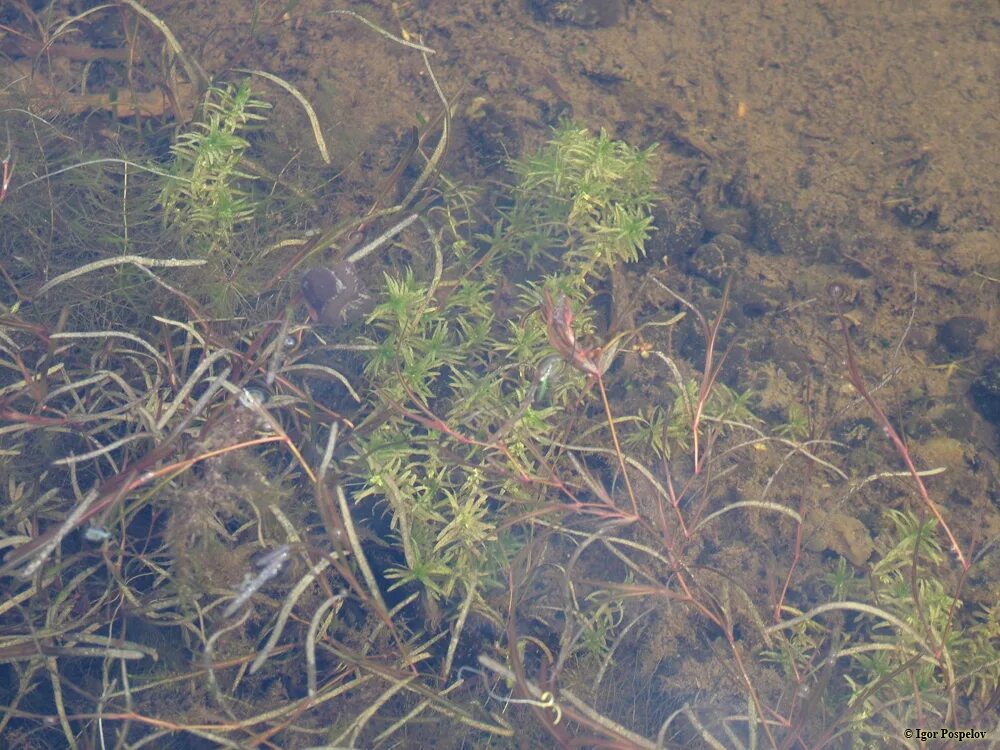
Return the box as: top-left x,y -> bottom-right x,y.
596,374 -> 638,518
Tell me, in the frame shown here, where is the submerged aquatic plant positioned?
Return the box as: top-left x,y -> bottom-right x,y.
1,4 -> 995,741
157,80 -> 270,250
502,120 -> 658,282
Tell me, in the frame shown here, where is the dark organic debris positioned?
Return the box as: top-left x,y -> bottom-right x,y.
935,315 -> 984,358
970,357 -> 1000,429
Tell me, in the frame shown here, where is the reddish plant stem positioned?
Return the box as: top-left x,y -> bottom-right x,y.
596,374 -> 639,518
830,288 -> 968,570
774,493 -> 808,624
666,278 -> 731,475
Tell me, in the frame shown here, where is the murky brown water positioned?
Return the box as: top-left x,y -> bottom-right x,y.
2,1 -> 998,747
